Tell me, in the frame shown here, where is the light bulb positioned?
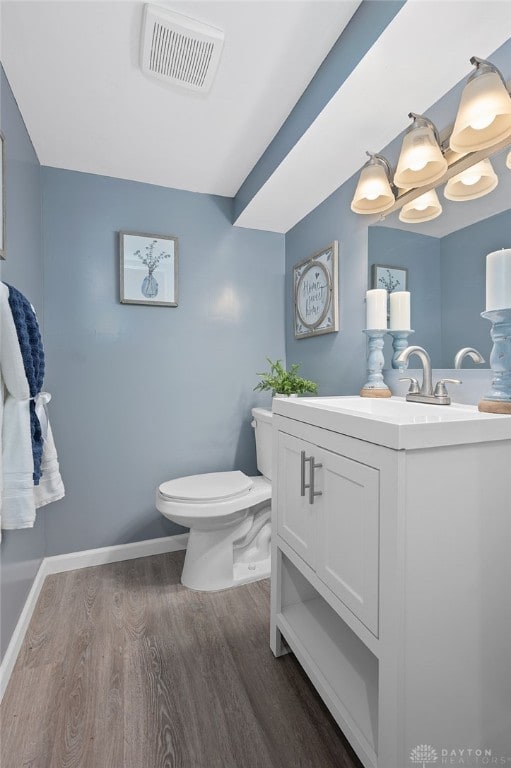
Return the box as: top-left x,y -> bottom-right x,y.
409,158 -> 428,172
399,189 -> 442,223
408,138 -> 430,172
461,171 -> 482,186
470,112 -> 494,131
444,158 -> 497,201
365,187 -> 380,201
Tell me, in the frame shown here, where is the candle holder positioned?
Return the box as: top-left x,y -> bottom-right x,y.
360,329 -> 392,398
388,329 -> 415,370
479,308 -> 511,414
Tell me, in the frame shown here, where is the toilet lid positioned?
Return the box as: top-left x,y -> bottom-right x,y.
159,471 -> 254,503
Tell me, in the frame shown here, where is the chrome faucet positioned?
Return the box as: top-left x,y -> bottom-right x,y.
454,347 -> 485,369
396,346 -> 433,396
396,345 -> 461,405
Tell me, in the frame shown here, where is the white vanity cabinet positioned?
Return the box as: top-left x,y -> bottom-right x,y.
270,397 -> 511,768
277,431 -> 379,635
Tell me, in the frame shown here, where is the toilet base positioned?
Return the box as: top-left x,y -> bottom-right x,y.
181,503 -> 271,591
184,555 -> 271,592
233,556 -> 270,585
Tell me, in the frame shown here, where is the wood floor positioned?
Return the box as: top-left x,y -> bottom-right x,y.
1,551 -> 363,768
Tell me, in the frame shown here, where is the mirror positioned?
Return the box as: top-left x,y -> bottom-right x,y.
368,145 -> 511,368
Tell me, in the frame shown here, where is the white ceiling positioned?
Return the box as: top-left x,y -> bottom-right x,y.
0,0 -> 360,196
2,1 -> 509,233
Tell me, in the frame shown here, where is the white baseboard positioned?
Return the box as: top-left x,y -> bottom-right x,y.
0,563 -> 48,702
42,533 -> 189,575
0,533 -> 188,701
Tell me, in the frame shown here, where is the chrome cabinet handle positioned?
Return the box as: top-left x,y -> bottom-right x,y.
309,457 -> 323,505
300,450 -> 309,497
300,449 -> 322,504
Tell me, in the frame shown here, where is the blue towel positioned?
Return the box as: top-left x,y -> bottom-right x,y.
6,284 -> 45,485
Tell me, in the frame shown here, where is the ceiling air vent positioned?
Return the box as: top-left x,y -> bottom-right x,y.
141,4 -> 225,93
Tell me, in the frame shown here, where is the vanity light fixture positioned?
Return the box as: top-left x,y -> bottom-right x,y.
450,57 -> 511,153
350,153 -> 395,214
444,158 -> 498,201
394,113 -> 448,189
399,189 -> 442,223
351,56 -> 510,221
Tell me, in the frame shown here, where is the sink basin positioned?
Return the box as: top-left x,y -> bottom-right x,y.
297,397 -> 484,423
272,396 -> 511,450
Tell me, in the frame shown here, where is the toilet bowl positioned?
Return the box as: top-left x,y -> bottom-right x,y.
156,407 -> 273,591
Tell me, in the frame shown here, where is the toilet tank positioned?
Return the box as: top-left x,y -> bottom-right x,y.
251,407 -> 273,480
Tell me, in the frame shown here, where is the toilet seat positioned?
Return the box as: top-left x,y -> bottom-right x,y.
159,470 -> 254,504
157,475 -> 271,527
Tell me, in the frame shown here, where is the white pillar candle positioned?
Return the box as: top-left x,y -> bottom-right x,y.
366,289 -> 387,329
486,249 -> 511,310
389,291 -> 411,330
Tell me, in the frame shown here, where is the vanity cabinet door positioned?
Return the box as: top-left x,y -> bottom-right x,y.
316,452 -> 380,636
276,432 -> 319,570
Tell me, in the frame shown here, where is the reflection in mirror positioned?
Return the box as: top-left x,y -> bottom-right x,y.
368,145 -> 511,368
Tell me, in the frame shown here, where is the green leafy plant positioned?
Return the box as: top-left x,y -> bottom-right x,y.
254,358 -> 318,396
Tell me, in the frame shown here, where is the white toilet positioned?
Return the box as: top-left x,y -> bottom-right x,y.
156,407 -> 273,591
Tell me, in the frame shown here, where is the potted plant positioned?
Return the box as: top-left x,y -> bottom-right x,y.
254,358 -> 318,398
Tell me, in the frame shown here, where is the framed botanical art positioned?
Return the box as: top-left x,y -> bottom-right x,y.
371,264 -> 407,293
294,241 -> 339,339
119,231 -> 178,306
0,132 -> 5,260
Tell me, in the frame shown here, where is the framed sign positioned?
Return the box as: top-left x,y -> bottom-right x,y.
294,241 -> 339,339
119,231 -> 178,306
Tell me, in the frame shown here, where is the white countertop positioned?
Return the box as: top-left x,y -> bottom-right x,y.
272,396 -> 511,450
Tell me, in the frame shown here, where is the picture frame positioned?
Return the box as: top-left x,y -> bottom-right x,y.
0,132 -> 5,260
119,231 -> 178,307
294,241 -> 339,339
371,264 -> 408,293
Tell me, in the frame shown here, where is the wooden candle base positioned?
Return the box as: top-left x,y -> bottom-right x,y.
478,399 -> 511,415
360,388 -> 392,398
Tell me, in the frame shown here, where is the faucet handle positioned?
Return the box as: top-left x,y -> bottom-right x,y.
399,376 -> 420,394
434,378 -> 462,397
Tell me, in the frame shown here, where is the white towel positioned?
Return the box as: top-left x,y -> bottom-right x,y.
1,283 -> 65,529
0,282 -> 36,530
1,396 -> 36,528
34,393 -> 65,509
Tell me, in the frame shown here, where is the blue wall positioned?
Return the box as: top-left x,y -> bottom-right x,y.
285,173 -> 369,395
0,67 -> 45,659
440,209 -> 511,367
41,168 -> 285,556
368,226 -> 442,367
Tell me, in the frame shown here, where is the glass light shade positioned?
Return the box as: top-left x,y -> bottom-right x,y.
507,150 -> 511,170
351,160 -> 395,214
450,70 -> 511,153
444,158 -> 498,201
399,189 -> 442,223
394,122 -> 448,188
